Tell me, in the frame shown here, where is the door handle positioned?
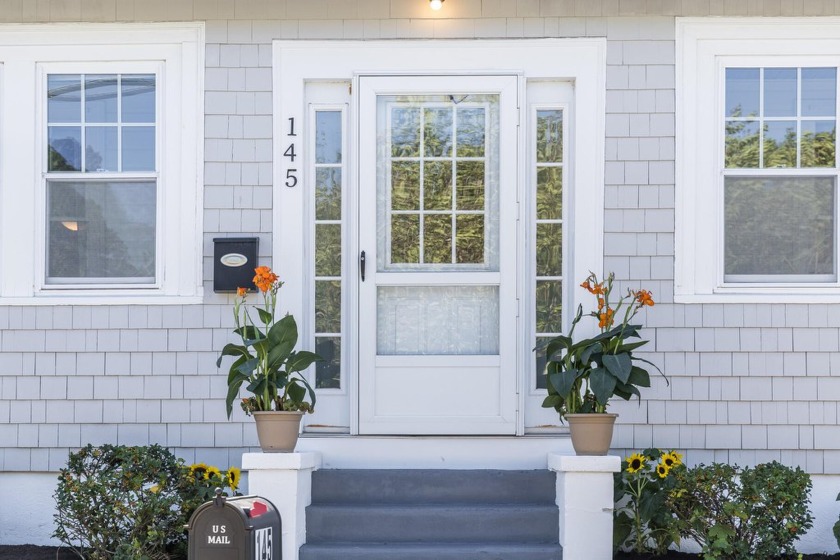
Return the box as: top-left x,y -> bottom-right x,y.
360,250 -> 366,282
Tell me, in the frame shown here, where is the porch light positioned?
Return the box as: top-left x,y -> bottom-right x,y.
430,0 -> 444,10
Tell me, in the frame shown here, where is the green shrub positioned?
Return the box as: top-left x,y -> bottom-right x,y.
667,461 -> 813,560
834,492 -> 840,550
54,444 -> 190,560
614,448 -> 684,555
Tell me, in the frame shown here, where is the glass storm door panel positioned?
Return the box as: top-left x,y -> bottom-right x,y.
358,75 -> 518,435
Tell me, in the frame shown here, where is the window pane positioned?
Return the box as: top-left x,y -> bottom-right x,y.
85,75 -> 117,123
315,168 -> 342,220
802,68 -> 836,117
315,280 -> 341,333
315,111 -> 342,164
122,126 -> 155,171
536,223 -> 562,276
536,280 -> 563,333
725,68 -> 759,117
536,167 -> 562,220
423,161 -> 452,210
725,120 -> 760,168
725,176 -> 835,278
121,74 -> 156,123
377,285 -> 499,355
456,161 -> 485,211
48,75 -> 81,123
47,181 -> 156,282
424,107 -> 453,157
537,109 -> 563,162
315,224 -> 341,277
48,127 -> 82,171
801,120 -> 836,168
455,214 -> 484,264
391,162 -> 419,211
764,68 -> 797,117
535,335 -> 553,389
763,120 -> 797,168
315,336 -> 341,389
85,127 -> 118,172
456,107 -> 486,157
391,214 -> 420,264
391,107 -> 420,157
425,214 -> 452,264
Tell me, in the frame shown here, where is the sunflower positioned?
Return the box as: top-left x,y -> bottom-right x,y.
189,463 -> 209,481
626,453 -> 645,473
668,451 -> 684,467
661,452 -> 676,468
656,463 -> 670,478
227,466 -> 241,492
206,466 -> 222,481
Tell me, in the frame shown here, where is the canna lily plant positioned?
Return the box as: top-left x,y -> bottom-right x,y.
542,271 -> 663,418
218,266 -> 321,418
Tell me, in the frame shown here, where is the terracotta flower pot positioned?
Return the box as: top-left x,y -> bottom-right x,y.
252,411 -> 304,453
565,413 -> 618,456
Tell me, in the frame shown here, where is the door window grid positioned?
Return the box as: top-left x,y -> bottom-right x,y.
386,101 -> 490,268
312,108 -> 344,389
723,67 -> 838,283
45,72 -> 158,286
533,108 -> 564,390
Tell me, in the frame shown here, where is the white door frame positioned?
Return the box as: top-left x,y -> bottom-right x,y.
273,39 -> 607,436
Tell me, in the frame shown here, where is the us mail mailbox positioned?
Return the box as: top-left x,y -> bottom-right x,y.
213,237 -> 258,293
188,490 -> 281,560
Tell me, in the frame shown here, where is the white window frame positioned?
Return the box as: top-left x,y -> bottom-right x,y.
0,23 -> 203,305
677,17 -> 840,303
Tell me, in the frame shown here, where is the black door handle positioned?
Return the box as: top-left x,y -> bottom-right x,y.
360,251 -> 366,282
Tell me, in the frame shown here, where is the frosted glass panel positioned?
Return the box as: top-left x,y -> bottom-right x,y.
377,286 -> 499,355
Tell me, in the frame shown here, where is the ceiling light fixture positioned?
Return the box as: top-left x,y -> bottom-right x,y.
430,0 -> 444,11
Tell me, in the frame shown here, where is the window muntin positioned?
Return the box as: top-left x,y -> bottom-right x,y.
44,72 -> 157,286
313,109 -> 344,389
533,108 -> 564,390
723,66 -> 838,283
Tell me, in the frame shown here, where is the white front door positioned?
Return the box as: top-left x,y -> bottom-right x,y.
358,75 -> 518,434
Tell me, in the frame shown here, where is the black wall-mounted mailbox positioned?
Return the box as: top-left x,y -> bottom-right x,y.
214,237 -> 259,293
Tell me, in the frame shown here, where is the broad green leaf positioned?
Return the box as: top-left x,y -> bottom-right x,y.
628,366 -> 651,388
225,376 -> 246,419
286,350 -> 321,374
589,367 -> 617,406
542,394 -> 563,409
236,357 -> 259,376
217,343 -> 249,368
616,339 -> 648,353
613,381 -> 641,401
268,314 -> 298,356
603,353 -> 632,383
580,342 -> 603,364
549,368 -> 578,397
286,379 -> 306,403
257,308 -> 273,325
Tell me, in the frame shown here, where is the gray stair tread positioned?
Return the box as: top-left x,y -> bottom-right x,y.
299,542 -> 563,560
311,469 -> 556,504
305,504 -> 559,543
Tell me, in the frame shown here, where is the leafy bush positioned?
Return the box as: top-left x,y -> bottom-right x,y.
667,461 -> 813,560
834,492 -> 840,550
614,448 -> 684,555
53,445 -> 242,560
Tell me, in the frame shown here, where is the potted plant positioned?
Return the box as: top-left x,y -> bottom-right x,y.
541,272 -> 662,455
218,266 -> 321,452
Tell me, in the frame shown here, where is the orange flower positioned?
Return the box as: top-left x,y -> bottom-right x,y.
580,280 -> 592,292
253,266 -> 279,293
591,283 -> 605,295
635,289 -> 654,307
597,297 -> 605,310
236,287 -> 247,297
598,308 -> 614,329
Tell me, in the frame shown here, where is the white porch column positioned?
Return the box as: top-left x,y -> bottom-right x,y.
242,452 -> 321,560
548,453 -> 621,560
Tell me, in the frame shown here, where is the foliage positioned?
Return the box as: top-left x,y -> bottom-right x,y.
54,445 -> 244,560
614,448 -> 684,555
53,444 -> 190,560
834,492 -> 840,550
541,271 -> 662,417
219,266 -> 321,418
667,461 -> 814,560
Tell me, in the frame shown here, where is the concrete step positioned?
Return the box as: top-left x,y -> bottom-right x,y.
298,542 -> 563,560
310,469 -> 556,504
305,503 -> 559,543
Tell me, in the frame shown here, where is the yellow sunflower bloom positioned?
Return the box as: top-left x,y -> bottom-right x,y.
227,466 -> 242,492
656,463 -> 670,478
626,453 -> 645,473
189,463 -> 209,481
661,452 -> 676,468
668,451 -> 684,467
206,466 -> 222,481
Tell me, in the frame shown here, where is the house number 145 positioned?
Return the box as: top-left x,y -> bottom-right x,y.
285,117 -> 297,188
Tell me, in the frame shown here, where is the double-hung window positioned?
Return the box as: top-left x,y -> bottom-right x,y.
0,24 -> 203,303
677,18 -> 840,301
